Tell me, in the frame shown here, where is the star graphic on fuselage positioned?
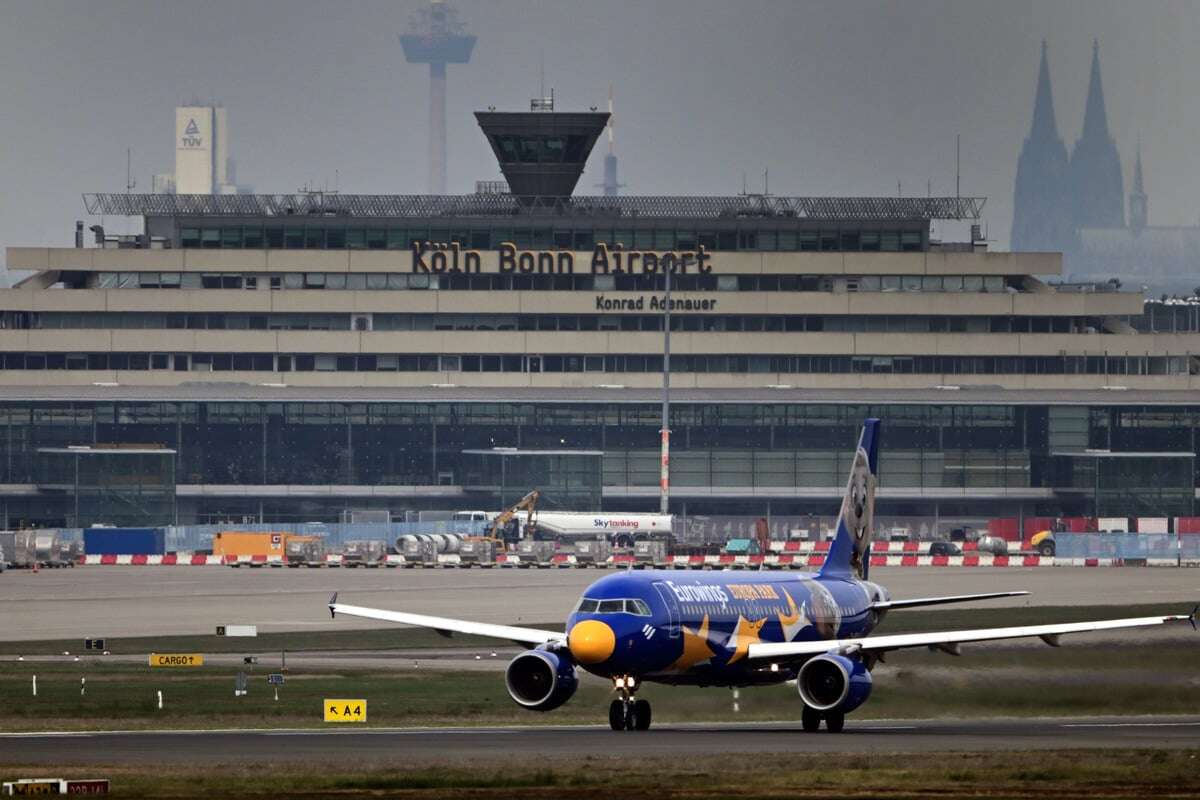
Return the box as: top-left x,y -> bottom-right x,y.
777,589 -> 811,642
669,614 -> 715,671
725,615 -> 767,664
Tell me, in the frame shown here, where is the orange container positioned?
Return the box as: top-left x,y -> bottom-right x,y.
212,531 -> 290,558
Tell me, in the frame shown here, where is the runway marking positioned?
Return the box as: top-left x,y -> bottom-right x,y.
1062,722 -> 1200,728
0,732 -> 96,738
857,726 -> 918,730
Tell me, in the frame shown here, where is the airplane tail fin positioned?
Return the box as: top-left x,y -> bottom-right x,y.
818,419 -> 880,581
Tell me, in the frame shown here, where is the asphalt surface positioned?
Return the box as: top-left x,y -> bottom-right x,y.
2,566 -> 1197,641
2,716 -> 1198,764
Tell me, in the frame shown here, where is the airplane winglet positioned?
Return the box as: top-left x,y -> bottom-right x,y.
1190,604 -> 1198,632
329,592 -> 338,619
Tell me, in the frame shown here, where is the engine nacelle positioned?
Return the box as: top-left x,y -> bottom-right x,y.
797,654 -> 872,714
505,649 -> 578,712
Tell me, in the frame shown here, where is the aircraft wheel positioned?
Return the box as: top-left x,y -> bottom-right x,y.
801,705 -> 821,733
609,699 -> 626,731
633,698 -> 652,731
824,712 -> 845,733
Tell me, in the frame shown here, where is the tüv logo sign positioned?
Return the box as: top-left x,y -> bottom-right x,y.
181,118 -> 204,148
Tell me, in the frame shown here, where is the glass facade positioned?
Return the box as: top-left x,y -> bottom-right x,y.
175,225 -> 927,253
34,448 -> 175,528
0,401 -> 1194,525
0,352 -> 1191,377
76,271 -> 1012,294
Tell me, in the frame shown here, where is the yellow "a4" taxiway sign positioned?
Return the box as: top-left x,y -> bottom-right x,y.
323,698 -> 367,722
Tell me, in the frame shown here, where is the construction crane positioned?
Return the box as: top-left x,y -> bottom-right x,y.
485,489 -> 540,544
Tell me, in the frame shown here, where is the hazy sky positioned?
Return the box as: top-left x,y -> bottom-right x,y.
2,0 -> 1198,271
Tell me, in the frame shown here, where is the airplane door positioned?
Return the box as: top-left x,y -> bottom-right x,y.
652,581 -> 681,639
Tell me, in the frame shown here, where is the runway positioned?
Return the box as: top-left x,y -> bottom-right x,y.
2,565 -> 1196,642
2,716 -> 1198,764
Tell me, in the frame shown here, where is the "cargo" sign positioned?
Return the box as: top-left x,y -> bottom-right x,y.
148,653 -> 203,668
323,699 -> 367,722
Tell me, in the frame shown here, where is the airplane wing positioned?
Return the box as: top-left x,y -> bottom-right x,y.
748,609 -> 1196,661
328,593 -> 566,647
872,590 -> 1029,610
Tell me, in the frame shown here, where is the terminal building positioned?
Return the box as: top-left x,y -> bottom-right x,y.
4,102 -> 1200,529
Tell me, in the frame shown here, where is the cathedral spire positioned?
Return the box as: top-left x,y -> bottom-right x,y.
1080,38 -> 1111,142
1011,40 -> 1072,253
1030,40 -> 1061,142
1068,38 -> 1124,230
1130,137 -> 1147,234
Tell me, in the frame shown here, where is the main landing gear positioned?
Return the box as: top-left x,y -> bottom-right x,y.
609,676 -> 651,731
801,704 -> 845,733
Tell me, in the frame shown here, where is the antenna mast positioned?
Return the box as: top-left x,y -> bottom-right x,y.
125,148 -> 136,194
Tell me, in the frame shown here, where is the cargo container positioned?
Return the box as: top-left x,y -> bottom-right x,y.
83,527 -> 165,556
341,539 -> 386,566
33,531 -> 66,566
0,530 -> 46,567
284,535 -> 326,566
212,531 -> 289,558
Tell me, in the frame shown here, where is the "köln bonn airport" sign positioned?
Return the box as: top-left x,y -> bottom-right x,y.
411,242 -> 714,276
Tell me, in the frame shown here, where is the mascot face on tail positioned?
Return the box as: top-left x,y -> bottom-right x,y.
842,447 -> 876,579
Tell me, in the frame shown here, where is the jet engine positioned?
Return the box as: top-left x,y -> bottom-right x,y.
797,653 -> 872,714
505,649 -> 578,711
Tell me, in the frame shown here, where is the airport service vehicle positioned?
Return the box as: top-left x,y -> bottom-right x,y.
474,490 -> 673,546
1030,530 -> 1057,557
532,511 -> 674,547
330,419 -> 1196,733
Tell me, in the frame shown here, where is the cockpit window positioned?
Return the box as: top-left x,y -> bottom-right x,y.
575,597 -> 653,616
625,598 -> 652,616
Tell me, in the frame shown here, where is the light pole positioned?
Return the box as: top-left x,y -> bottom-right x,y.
659,257 -> 673,514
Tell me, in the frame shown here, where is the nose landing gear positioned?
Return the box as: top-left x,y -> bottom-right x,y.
801,704 -> 845,733
609,676 -> 651,731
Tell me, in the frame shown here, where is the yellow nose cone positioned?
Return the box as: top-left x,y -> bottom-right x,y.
569,619 -> 616,664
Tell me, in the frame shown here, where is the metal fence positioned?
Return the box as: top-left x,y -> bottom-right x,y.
162,521 -> 487,552
1056,532 -> 1188,561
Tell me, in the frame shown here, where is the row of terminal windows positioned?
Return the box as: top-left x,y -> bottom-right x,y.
87,272 -> 1013,294
0,352 -> 1191,376
177,227 -> 926,253
9,312 -> 1093,335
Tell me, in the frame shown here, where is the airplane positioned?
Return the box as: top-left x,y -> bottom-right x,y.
329,418 -> 1196,733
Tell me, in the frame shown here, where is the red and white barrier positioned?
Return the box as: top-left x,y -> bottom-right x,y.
72,552 -> 1180,568
81,553 -> 223,566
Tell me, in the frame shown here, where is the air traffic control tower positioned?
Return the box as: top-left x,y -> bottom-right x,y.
400,0 -> 475,195
475,96 -> 609,200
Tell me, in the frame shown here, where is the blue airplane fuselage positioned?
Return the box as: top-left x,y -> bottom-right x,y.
565,569 -> 889,686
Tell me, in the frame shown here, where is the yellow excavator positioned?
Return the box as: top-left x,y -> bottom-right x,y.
485,489 -> 540,544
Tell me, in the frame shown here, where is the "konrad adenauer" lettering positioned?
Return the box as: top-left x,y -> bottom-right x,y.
595,295 -> 718,312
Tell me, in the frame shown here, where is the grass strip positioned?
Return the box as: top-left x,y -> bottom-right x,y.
2,749 -> 1198,798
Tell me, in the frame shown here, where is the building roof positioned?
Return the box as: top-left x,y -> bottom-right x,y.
82,193 -> 985,221
0,383 -> 1192,407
